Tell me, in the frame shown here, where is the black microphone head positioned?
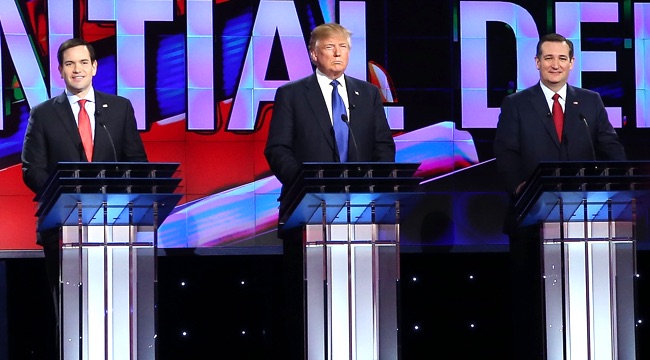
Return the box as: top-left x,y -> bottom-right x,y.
341,114 -> 349,123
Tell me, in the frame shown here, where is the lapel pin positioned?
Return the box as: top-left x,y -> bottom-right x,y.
573,101 -> 578,105
103,104 -> 108,108
354,91 -> 359,95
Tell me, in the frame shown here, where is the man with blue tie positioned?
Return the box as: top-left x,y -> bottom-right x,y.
494,33 -> 626,359
264,23 -> 395,359
265,22 -> 395,206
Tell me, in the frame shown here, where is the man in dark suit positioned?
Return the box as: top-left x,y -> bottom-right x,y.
494,33 -> 626,195
494,33 -> 626,359
264,23 -> 395,359
21,38 -> 147,353
265,23 -> 395,202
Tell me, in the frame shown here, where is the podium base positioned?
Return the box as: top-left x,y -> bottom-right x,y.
542,221 -> 636,360
305,223 -> 398,360
60,225 -> 156,360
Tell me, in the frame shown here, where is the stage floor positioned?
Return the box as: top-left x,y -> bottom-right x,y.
1,249 -> 649,359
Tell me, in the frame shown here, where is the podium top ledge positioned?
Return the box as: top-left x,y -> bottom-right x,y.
35,162 -> 181,202
531,161 -> 650,175
53,161 -> 180,172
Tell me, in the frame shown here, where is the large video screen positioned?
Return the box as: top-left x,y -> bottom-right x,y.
0,0 -> 647,250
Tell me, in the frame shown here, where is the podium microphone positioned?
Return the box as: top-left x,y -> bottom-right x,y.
579,113 -> 597,162
341,114 -> 359,162
97,118 -> 118,165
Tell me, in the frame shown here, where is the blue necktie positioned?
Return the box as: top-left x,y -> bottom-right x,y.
330,80 -> 348,162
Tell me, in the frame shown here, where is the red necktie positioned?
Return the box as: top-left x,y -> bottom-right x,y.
552,93 -> 564,142
78,99 -> 93,161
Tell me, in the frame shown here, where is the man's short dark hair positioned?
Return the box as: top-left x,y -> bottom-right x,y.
57,38 -> 96,66
536,33 -> 574,59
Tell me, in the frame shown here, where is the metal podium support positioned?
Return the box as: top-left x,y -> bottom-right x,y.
514,161 -> 650,360
542,218 -> 636,360
281,163 -> 421,360
34,162 -> 182,360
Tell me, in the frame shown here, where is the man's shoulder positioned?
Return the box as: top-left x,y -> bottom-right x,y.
94,90 -> 133,109
513,84 -> 540,97
32,93 -> 65,112
95,90 -> 128,102
569,84 -> 599,97
344,75 -> 373,88
279,74 -> 315,89
502,84 -> 540,105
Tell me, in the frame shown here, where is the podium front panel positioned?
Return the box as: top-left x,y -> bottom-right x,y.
542,221 -> 636,360
61,225 -> 156,360
305,222 -> 399,360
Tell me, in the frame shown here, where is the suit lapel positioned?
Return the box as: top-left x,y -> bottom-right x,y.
344,75 -> 361,120
93,92 -> 108,161
530,84 -> 561,148
563,86 -> 580,139
52,92 -> 84,150
304,74 -> 336,152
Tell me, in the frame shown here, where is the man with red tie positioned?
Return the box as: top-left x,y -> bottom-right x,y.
21,38 -> 147,351
494,33 -> 626,359
494,33 -> 625,197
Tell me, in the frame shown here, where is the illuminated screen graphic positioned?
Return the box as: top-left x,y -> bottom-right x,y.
0,0 -> 648,250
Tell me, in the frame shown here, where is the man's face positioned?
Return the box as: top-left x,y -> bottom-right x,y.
58,45 -> 97,97
310,34 -> 350,79
535,41 -> 574,92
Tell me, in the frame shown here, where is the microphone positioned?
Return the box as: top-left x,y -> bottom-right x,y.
341,114 -> 359,162
579,113 -> 596,161
98,120 -> 118,163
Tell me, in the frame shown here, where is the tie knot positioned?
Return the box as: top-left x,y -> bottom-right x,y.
331,79 -> 340,88
78,99 -> 87,107
552,93 -> 560,101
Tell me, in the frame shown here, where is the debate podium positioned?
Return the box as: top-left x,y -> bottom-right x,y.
35,162 -> 182,360
514,161 -> 650,359
280,162 -> 421,360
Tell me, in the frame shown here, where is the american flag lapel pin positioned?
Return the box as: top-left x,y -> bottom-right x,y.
355,91 -> 359,95
573,101 -> 578,105
103,104 -> 108,108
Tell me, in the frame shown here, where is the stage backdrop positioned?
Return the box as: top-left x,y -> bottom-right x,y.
0,0 -> 647,250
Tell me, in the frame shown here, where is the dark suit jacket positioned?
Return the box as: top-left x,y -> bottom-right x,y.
21,90 -> 148,246
494,83 -> 626,195
22,90 -> 148,195
264,73 -> 396,192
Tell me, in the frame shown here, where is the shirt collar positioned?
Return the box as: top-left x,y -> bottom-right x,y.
66,87 -> 96,104
539,82 -> 567,100
316,69 -> 346,90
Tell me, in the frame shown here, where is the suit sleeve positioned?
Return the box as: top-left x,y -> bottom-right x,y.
370,86 -> 396,162
21,108 -> 51,194
494,96 -> 523,195
120,99 -> 148,162
593,96 -> 626,161
264,85 -> 302,186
